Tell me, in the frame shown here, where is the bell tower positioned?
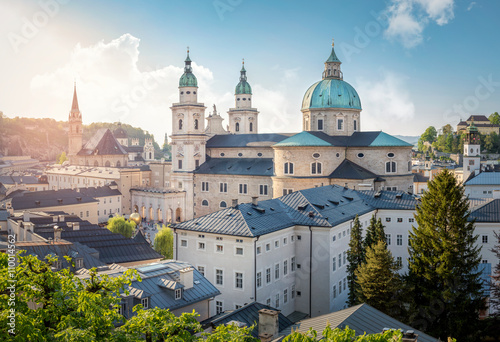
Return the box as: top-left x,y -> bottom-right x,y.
228,60 -> 259,134
169,48 -> 207,221
68,83 -> 82,157
463,122 -> 481,181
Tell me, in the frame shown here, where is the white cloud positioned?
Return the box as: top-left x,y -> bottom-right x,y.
384,0 -> 455,48
467,2 -> 476,11
355,72 -> 415,132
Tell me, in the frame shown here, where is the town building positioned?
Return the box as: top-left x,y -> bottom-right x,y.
457,115 -> 500,135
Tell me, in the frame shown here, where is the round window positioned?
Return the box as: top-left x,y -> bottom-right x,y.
186,91 -> 191,94
237,98 -> 240,101
387,152 -> 395,158
312,153 -> 321,159
220,153 -> 225,157
257,153 -> 262,157
180,91 -> 184,95
193,91 -> 196,94
238,153 -> 243,157
357,153 -> 364,158
242,98 -> 246,101
336,153 -> 340,158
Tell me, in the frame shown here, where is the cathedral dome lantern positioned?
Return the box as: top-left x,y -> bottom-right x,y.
235,61 -> 252,95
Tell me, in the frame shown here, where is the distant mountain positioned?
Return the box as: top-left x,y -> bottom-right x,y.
394,135 -> 419,145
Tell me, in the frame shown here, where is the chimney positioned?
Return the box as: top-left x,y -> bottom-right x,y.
251,196 -> 258,206
232,199 -> 238,207
53,225 -> 62,241
23,211 -> 30,222
73,222 -> 80,231
179,267 -> 194,289
258,309 -> 280,341
58,215 -> 65,222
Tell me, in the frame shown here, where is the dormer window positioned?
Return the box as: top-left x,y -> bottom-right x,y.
141,297 -> 149,309
75,258 -> 84,268
175,289 -> 182,300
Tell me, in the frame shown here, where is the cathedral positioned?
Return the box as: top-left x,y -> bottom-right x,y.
66,42 -> 414,223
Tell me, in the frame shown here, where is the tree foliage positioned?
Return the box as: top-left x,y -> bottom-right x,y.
418,126 -> 437,151
355,241 -> 401,316
107,215 -> 136,238
489,112 -> 500,125
283,326 -> 403,342
154,224 -> 174,259
347,216 -> 364,306
0,252 -> 258,341
57,151 -> 68,164
407,169 -> 484,341
491,231 -> 500,315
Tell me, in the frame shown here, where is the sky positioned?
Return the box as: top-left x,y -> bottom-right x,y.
1,0 -> 499,144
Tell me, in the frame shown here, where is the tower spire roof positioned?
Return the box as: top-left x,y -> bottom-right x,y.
326,39 -> 341,63
71,83 -> 80,112
235,59 -> 252,95
179,47 -> 198,87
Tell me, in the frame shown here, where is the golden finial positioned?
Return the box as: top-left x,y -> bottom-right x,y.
332,38 -> 335,47
187,46 -> 189,54
242,58 -> 244,65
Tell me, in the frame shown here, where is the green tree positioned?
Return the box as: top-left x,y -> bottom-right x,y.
407,169 -> 484,341
107,215 -> 136,238
490,232 -> 500,315
489,112 -> 500,125
418,126 -> 437,151
374,218 -> 386,243
363,215 -> 378,250
355,240 -> 401,316
442,124 -> 453,135
0,253 -> 258,341
57,151 -> 68,164
282,326 -> 403,342
444,133 -> 454,153
346,216 -> 364,306
154,225 -> 174,259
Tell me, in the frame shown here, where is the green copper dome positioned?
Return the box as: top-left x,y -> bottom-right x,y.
302,79 -> 361,110
235,62 -> 252,95
179,50 -> 198,87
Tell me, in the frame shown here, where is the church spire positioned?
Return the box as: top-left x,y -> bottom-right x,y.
179,47 -> 198,87
235,59 -> 252,95
71,83 -> 80,114
323,39 -> 342,80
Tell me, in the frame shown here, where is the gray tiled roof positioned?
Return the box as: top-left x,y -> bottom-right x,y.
329,159 -> 377,180
77,129 -> 128,156
469,199 -> 500,222
3,189 -> 97,210
279,303 -> 438,342
413,173 -> 429,183
0,175 -> 43,185
195,158 -> 274,176
201,302 -> 293,338
173,185 -> 418,237
465,172 -> 500,185
206,133 -> 293,148
77,185 -> 121,198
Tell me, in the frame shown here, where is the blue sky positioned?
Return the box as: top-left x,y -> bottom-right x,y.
1,0 -> 499,143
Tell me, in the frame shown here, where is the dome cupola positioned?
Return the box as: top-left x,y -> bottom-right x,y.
179,48 -> 198,87
235,60 -> 252,95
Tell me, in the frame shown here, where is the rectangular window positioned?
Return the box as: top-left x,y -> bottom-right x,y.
178,160 -> 183,169
198,266 -> 205,276
198,242 -> 205,250
195,159 -> 200,168
337,118 -> 344,130
220,182 -> 228,193
332,257 -> 336,272
75,258 -> 84,268
266,243 -> 270,251
339,281 -> 342,294
283,237 -> 287,245
318,119 -> 324,130
257,272 -> 262,288
256,246 -> 262,255
291,257 -> 296,272
175,289 -> 182,300
284,289 -> 288,304
259,184 -> 268,196
338,254 -> 342,268
397,235 -> 403,246
386,217 -> 391,222
198,234 -> 205,238
354,119 -> 357,131
333,285 -> 337,298
343,251 -> 346,265
216,301 -> 223,315
275,293 -> 280,308
482,235 -> 488,244
216,269 -> 223,285
397,218 -> 403,223
386,234 -> 391,245
141,298 -> 149,309
284,260 -> 288,276
181,239 -> 187,247
275,240 -> 279,248
266,268 -> 271,284
275,263 -> 280,280
283,189 -> 293,196
409,218 -> 414,223
239,183 -> 248,194
201,181 -> 209,192
86,211 -> 89,217
216,244 -> 224,253
235,272 -> 243,289
343,278 -> 347,291
292,285 -> 296,299
266,298 -> 271,306
236,247 -> 243,255
396,256 -> 403,268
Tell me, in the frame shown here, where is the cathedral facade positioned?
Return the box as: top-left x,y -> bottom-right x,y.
131,42 -> 414,222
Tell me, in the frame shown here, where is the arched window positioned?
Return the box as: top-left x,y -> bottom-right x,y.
202,200 -> 209,207
116,161 -> 121,168
386,161 -> 396,173
235,122 -> 240,132
220,201 -> 227,208
311,162 -> 322,175
249,122 -> 253,132
105,160 -> 111,167
354,120 -> 357,131
194,119 -> 198,130
284,162 -> 294,175
149,152 -> 152,159
94,161 -> 99,167
179,119 -> 183,130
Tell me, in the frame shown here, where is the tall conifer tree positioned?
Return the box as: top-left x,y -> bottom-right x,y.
363,215 -> 378,249
407,169 -> 484,341
347,215 -> 364,306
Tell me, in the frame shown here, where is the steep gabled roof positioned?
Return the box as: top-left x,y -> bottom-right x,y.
77,129 -> 127,156
329,159 -> 377,180
469,199 -> 500,222
273,131 -> 332,147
